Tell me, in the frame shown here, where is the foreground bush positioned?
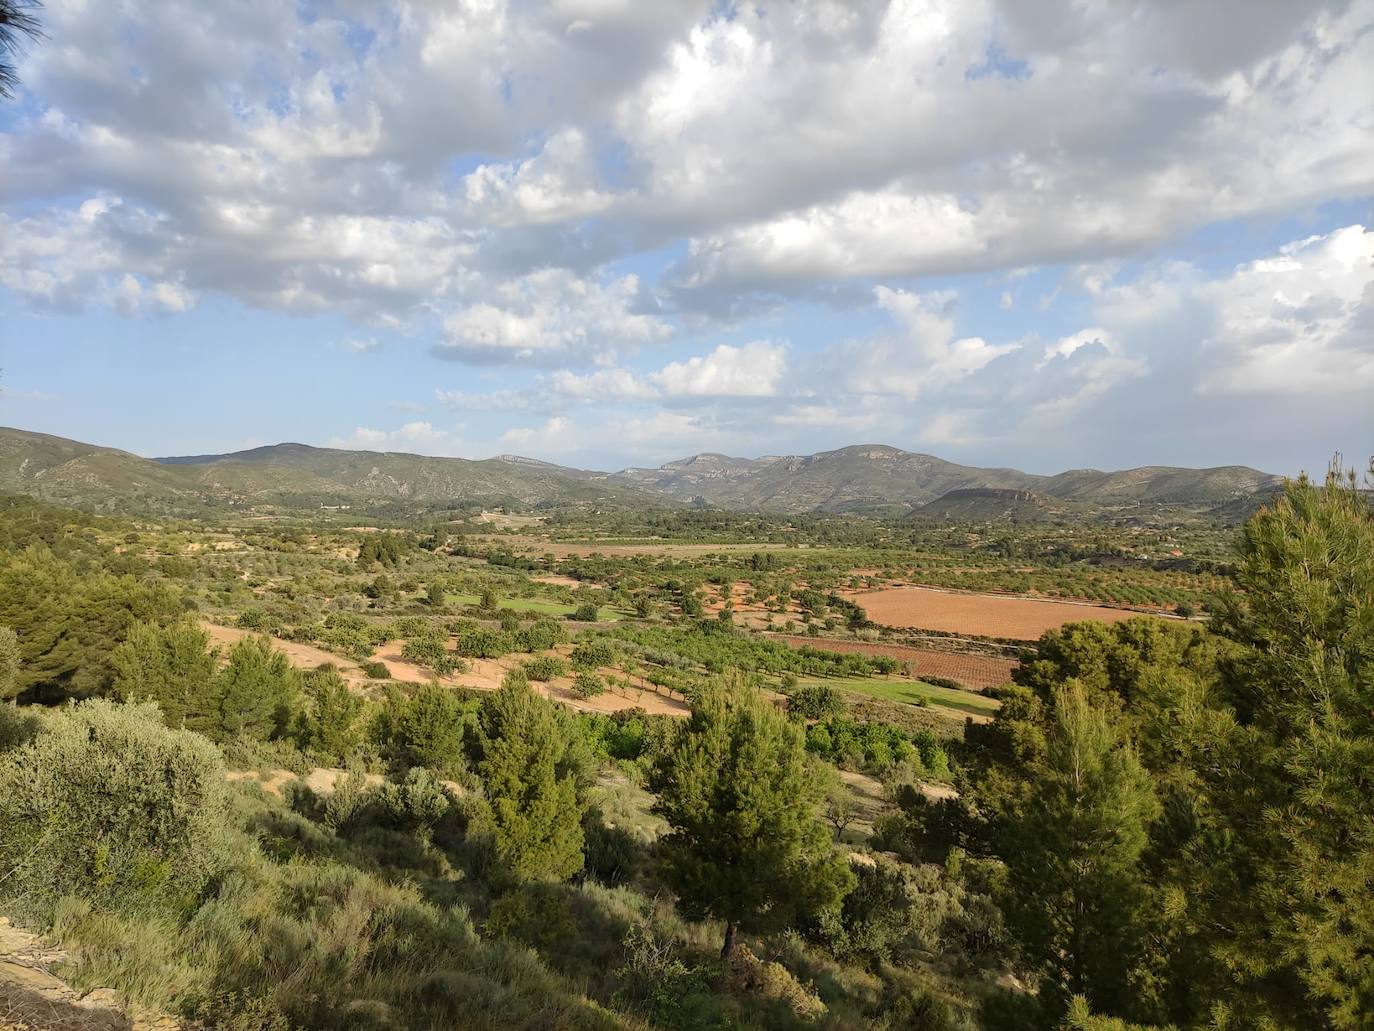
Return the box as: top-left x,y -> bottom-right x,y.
0,699 -> 231,923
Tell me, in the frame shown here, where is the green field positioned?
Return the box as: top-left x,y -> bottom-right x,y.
798,674 -> 1001,718
446,592 -> 624,621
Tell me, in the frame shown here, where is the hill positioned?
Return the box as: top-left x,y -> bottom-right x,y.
0,427 -> 1283,518
0,428 -> 650,516
610,444 -> 1281,516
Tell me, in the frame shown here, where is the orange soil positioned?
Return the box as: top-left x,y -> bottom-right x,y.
770,635 -> 1017,691
845,586 -> 1145,640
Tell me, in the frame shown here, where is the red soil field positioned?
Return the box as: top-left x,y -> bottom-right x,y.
845,586 -> 1147,641
770,635 -> 1017,691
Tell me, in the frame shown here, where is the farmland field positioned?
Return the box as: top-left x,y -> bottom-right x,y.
771,635 -> 1017,690
848,585 -> 1150,639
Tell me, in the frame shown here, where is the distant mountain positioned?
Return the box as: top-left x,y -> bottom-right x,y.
610,444 -> 1283,516
0,428 -> 646,515
0,427 -> 1285,519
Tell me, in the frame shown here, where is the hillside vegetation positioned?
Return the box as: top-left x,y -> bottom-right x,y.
0,460 -> 1369,1029
0,428 -> 1280,519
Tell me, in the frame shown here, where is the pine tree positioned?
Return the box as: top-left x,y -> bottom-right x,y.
110,621 -> 218,729
651,675 -> 855,958
212,635 -> 301,741
469,678 -> 588,883
1205,466 -> 1374,1027
1000,682 -> 1160,1021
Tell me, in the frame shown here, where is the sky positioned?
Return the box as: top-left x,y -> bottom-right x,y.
0,0 -> 1371,477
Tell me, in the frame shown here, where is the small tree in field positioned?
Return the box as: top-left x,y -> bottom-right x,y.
468,677 -> 588,882
651,675 -> 855,958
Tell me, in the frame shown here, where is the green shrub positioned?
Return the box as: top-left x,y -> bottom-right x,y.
359,659 -> 391,679
517,619 -> 569,652
787,684 -> 846,721
570,639 -> 616,670
380,767 -> 452,833
523,655 -> 567,682
571,601 -> 600,622
400,635 -> 465,677
213,636 -> 303,742
0,699 -> 231,923
572,671 -> 606,699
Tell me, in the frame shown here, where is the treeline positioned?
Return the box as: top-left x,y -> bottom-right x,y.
888,469 -> 1374,1028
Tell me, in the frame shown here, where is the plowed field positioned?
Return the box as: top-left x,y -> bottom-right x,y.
847,586 -> 1146,640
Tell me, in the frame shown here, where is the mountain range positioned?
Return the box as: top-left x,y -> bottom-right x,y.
0,427 -> 1283,519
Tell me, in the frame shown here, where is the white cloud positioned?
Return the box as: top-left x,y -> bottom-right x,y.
1200,224 -> 1374,395
342,337 -> 382,354
328,421 -> 457,453
816,288 -> 1018,400
436,270 -> 670,365
652,340 -> 785,396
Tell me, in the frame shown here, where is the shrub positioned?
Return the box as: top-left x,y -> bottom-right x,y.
380,767 -> 452,833
523,655 -> 567,682
452,623 -> 514,660
571,601 -> 600,622
570,639 -> 616,670
572,672 -> 606,699
359,659 -> 391,679
295,668 -> 367,763
787,684 -> 846,721
0,699 -> 231,923
467,679 -> 588,883
517,619 -> 569,653
213,636 -> 303,742
401,636 -> 464,677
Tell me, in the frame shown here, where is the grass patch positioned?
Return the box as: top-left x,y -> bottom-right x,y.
447,593 -> 623,621
796,675 -> 1000,718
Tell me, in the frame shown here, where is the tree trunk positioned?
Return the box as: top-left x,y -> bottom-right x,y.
720,920 -> 738,960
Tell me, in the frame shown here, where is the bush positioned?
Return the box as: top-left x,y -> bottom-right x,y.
452,622 -> 514,660
572,672 -> 606,699
213,636 -> 302,742
359,659 -> 391,679
0,699 -> 231,923
401,635 -> 465,677
570,639 -> 616,670
295,668 -> 367,763
517,619 -> 569,653
523,655 -> 567,682
380,767 -> 452,833
571,601 -> 600,622
787,684 -> 846,721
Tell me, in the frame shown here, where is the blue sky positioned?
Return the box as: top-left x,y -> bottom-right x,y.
1,1 -> 1371,476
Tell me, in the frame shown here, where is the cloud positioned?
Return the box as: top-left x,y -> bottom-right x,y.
328,421 -> 457,454
652,340 -> 786,396
813,288 -> 1018,400
435,269 -> 671,365
341,338 -> 382,354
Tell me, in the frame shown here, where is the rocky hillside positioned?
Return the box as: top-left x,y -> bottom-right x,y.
611,444 -> 1282,515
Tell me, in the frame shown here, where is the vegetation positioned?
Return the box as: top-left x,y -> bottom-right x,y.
0,456 -> 1367,1028
652,676 -> 855,958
